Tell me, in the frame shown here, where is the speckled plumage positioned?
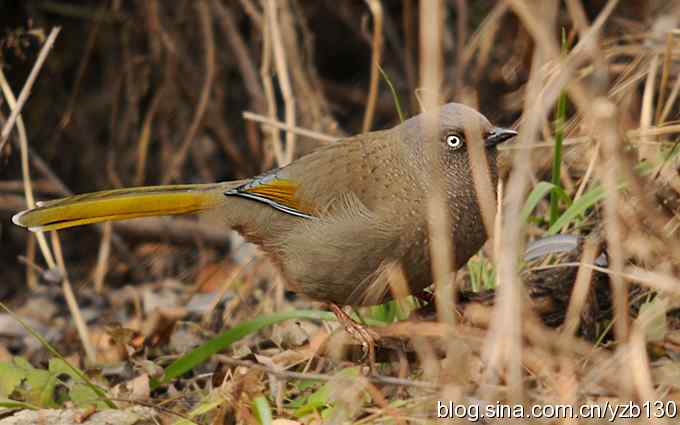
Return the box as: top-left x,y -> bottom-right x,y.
13,103 -> 516,306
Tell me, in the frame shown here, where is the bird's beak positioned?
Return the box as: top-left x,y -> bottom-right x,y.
485,127 -> 517,147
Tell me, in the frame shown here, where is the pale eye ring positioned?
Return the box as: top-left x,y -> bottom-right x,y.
446,134 -> 463,149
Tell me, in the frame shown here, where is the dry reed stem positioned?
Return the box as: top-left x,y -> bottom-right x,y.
162,0 -> 215,184
417,0 -> 454,390
493,180 -> 503,266
461,2 -> 509,75
239,0 -> 264,27
402,0 -> 417,111
362,381 -> 407,425
571,141 -> 599,204
630,327 -> 660,414
511,0 -> 620,114
659,52 -> 680,124
639,53 -> 660,163
420,0 -> 455,330
56,10 -> 101,136
610,55 -> 652,98
92,222 -> 112,293
594,98 -> 631,397
134,83 -> 164,185
259,4 -> 285,166
25,235 -> 37,291
277,4 -> 332,135
466,123 -> 497,244
50,232 -> 97,365
362,0 -> 383,133
562,238 -> 599,336
265,0 -> 296,166
242,111 -> 337,143
213,1 -> 266,113
0,28 -> 60,152
0,61 -> 56,270
655,32 -> 674,125
453,0 -> 468,97
564,0 -> 590,36
481,0 -> 565,403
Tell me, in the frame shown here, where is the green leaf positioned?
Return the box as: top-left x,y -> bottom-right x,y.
70,383 -> 109,410
24,367 -> 57,408
172,398 -> 223,425
12,357 -> 33,370
48,358 -> 81,381
293,380 -> 330,417
253,395 -> 273,425
0,361 -> 27,397
547,185 -> 606,234
0,397 -> 39,410
7,358 -> 53,407
521,181 -> 570,224
154,310 -> 338,389
291,367 -> 359,418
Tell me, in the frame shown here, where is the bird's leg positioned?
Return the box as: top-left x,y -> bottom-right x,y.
329,304 -> 378,370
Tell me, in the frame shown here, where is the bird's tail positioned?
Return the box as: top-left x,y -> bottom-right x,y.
12,182 -> 244,232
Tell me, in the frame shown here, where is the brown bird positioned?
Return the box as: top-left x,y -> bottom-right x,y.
13,103 -> 516,307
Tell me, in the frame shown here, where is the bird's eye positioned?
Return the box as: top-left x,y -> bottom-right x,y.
445,134 -> 463,149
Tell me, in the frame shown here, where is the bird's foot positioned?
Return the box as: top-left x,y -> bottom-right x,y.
329,304 -> 378,371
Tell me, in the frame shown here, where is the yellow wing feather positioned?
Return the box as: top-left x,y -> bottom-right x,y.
243,179 -> 307,212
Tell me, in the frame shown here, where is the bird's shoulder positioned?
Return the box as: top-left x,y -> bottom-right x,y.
283,130 -> 416,213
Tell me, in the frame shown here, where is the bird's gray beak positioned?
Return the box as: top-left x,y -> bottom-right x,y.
485,127 -> 517,147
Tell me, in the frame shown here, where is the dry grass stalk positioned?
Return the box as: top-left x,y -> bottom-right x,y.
242,111 -> 337,143
93,222 -> 113,293
51,232 -> 97,365
562,237 -> 600,336
420,0 -> 456,331
0,32 -> 60,271
0,28 -> 61,151
265,0 -> 296,166
362,0 -> 383,133
162,0 -> 215,184
480,0 -> 558,402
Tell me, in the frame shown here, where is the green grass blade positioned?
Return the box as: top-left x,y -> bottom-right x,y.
521,181 -> 570,223
549,27 -> 569,225
154,310 -> 337,389
173,399 -> 222,425
253,395 -> 273,425
547,185 -> 606,234
377,64 -> 404,123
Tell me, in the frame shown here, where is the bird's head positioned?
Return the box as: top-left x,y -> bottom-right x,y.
398,102 -> 517,185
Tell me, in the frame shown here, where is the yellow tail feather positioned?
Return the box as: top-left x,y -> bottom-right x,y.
12,183 -> 237,232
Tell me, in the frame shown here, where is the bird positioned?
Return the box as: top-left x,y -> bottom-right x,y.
13,103 -> 516,308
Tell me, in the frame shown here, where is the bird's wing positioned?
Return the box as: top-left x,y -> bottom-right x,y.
224,171 -> 315,219
225,132 -> 405,219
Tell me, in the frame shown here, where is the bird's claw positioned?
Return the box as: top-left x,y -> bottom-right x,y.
329,304 -> 378,371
